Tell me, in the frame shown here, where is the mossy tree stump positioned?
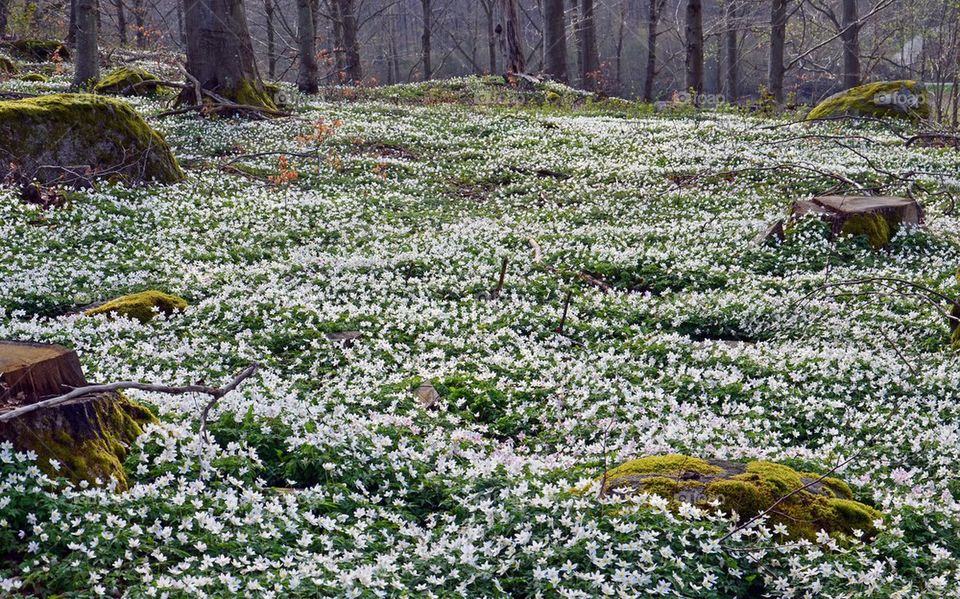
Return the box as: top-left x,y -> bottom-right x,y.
0,341 -> 155,489
791,195 -> 923,249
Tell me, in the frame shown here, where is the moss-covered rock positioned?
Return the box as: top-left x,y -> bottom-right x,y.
603,454 -> 881,542
85,290 -> 188,323
0,55 -> 16,75
19,72 -> 47,82
94,67 -> 162,96
3,39 -> 69,62
807,80 -> 929,122
0,391 -> 156,490
0,94 -> 184,186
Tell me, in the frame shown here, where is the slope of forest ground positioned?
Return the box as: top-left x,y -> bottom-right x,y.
3,67 -> 960,597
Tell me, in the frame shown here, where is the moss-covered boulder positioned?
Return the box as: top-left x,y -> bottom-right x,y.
85,290 -> 188,323
3,39 -> 69,62
603,454 -> 881,542
0,56 -> 16,75
0,94 -> 184,186
19,72 -> 47,82
807,80 -> 928,122
94,67 -> 162,96
790,195 -> 924,249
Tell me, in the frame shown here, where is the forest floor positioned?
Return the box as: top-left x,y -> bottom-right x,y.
2,69 -> 960,597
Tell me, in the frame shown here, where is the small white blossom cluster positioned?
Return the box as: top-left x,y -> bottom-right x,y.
1,81 -> 960,596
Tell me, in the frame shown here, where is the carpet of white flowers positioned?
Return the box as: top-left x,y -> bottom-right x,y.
3,73 -> 960,597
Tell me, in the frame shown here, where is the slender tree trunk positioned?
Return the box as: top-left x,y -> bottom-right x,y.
643,0 -> 661,101
724,0 -> 737,100
840,0 -> 860,89
73,0 -> 99,87
0,0 -> 7,38
544,0 -> 567,82
615,0 -> 626,93
502,0 -> 525,75
297,0 -> 318,92
177,0 -> 185,45
265,0 -> 276,78
684,0 -> 704,95
579,0 -> 597,89
68,0 -> 77,47
421,0 -> 432,79
330,0 -> 345,72
485,2 -> 496,72
183,0 -> 274,108
570,0 -> 581,84
115,0 -> 127,45
133,0 -> 146,48
769,0 -> 787,103
339,0 -> 362,83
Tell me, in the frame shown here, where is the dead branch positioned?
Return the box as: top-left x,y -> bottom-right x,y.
0,364 -> 260,429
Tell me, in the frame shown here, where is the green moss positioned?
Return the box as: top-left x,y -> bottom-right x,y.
3,39 -> 69,62
604,454 -> 723,481
604,454 -> 881,542
86,290 -> 188,323
228,78 -> 278,111
19,72 -> 47,82
807,80 -> 929,122
840,213 -> 892,249
94,67 -> 161,96
0,93 -> 184,185
18,394 -> 156,490
0,56 -> 16,75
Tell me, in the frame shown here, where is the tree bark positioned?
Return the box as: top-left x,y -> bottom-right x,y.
578,0 -> 598,89
0,0 -> 7,38
133,0 -> 146,48
769,0 -> 787,103
684,0 -> 704,95
724,0 -> 737,100
68,0 -> 77,47
297,0 -> 318,92
338,0 -> 362,83
483,0 -> 496,73
265,0 -> 276,78
330,0 -> 345,72
643,0 -> 662,101
544,0 -> 567,82
421,0 -> 432,79
73,0 -> 99,88
502,0 -> 525,74
183,0 -> 274,109
114,0 -> 127,45
840,0 -> 860,89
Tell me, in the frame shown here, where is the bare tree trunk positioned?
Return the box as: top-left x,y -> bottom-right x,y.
769,0 -> 787,103
330,0 -> 345,72
114,0 -> 127,45
841,0 -> 860,89
579,0 -> 598,89
684,0 -> 704,95
484,1 -> 496,72
570,0 -> 581,83
68,0 -> 77,47
544,0 -> 567,82
615,0 -> 626,93
133,0 -> 146,48
183,0 -> 274,108
297,0 -> 318,92
73,0 -> 99,87
265,0 -> 276,78
643,0 -> 662,101
177,0 -> 185,45
339,0 -> 362,83
0,0 -> 7,38
503,0 -> 525,74
421,0 -> 432,79
724,0 -> 737,100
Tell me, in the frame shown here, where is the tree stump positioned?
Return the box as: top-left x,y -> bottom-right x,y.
0,341 -> 155,489
790,195 -> 924,249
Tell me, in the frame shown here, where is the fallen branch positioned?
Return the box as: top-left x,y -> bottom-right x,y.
0,364 -> 260,431
526,237 -> 612,292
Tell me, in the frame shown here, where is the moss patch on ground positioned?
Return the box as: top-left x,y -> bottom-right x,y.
807,80 -> 929,122
86,290 -> 188,323
94,67 -> 162,96
604,454 -> 881,542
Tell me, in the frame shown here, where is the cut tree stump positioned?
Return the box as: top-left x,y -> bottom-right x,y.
0,341 -> 155,489
790,195 -> 924,249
